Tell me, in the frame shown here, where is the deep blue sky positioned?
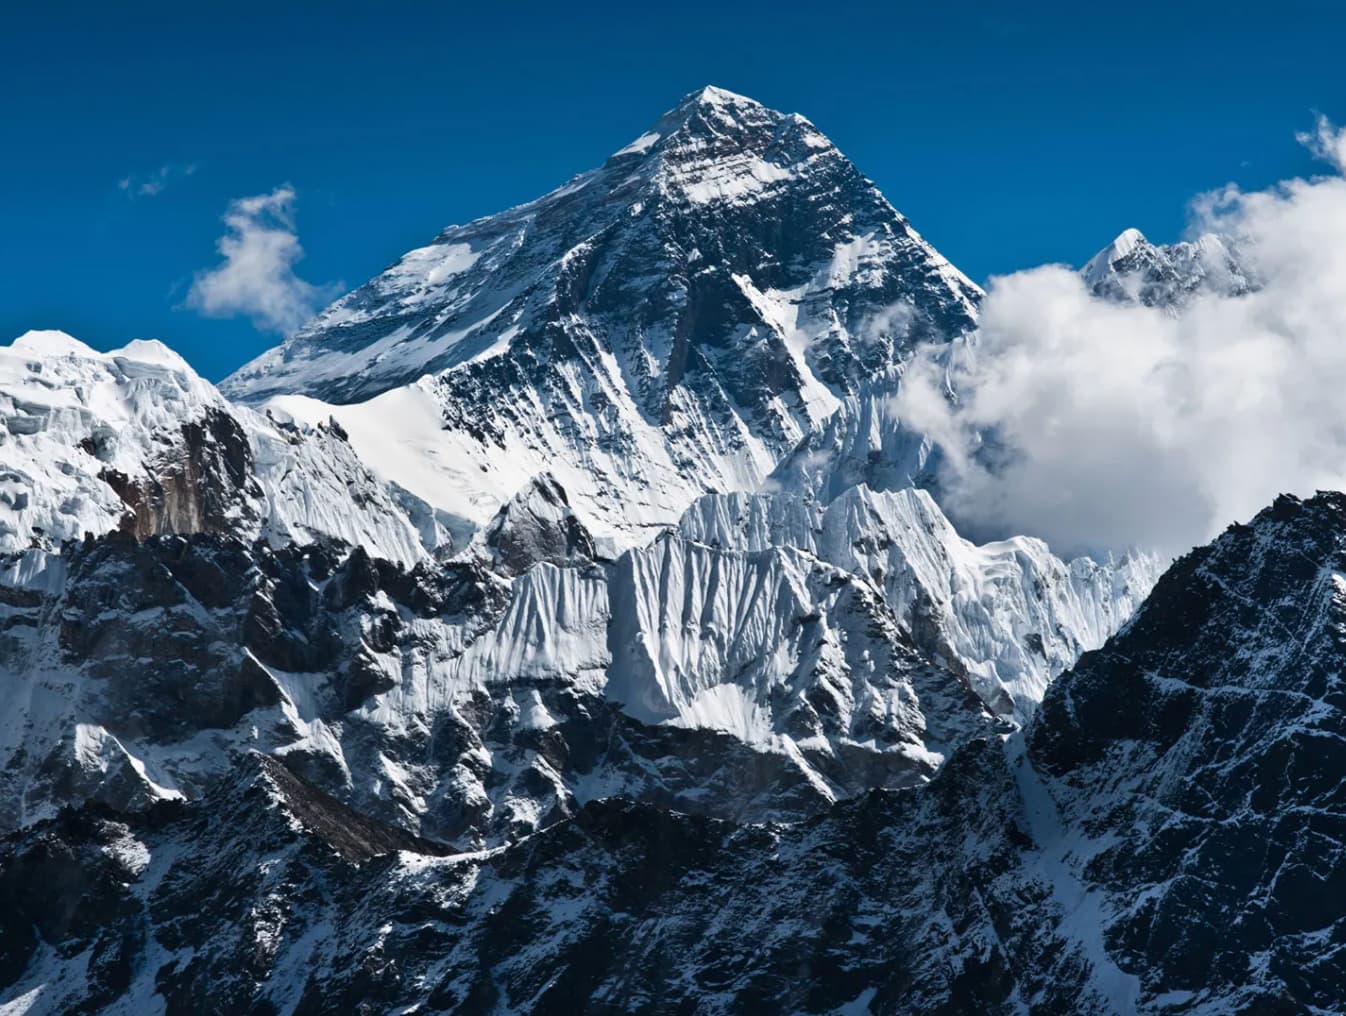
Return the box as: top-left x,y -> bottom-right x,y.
3,0 -> 1342,380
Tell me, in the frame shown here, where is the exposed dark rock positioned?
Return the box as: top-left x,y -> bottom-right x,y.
483,473 -> 597,576
100,408 -> 259,542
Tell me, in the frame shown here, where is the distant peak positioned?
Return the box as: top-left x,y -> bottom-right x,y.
1081,227 -> 1152,281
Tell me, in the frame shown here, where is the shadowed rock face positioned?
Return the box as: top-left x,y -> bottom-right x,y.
98,408 -> 257,541
1027,491 -> 1346,1010
4,492 -> 1344,1013
481,473 -> 598,576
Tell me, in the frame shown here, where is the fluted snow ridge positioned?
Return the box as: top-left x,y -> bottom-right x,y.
678,485 -> 1161,719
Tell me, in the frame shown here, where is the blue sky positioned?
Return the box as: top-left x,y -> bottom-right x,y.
3,0 -> 1342,380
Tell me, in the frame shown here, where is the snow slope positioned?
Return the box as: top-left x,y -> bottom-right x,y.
679,485 -> 1160,719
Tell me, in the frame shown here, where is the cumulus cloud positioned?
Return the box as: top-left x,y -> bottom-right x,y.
893,116 -> 1346,557
118,162 -> 197,198
185,186 -> 339,335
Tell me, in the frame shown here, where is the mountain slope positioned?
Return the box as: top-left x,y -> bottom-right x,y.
1027,491 -> 1346,1010
225,87 -> 981,545
679,486 -> 1158,720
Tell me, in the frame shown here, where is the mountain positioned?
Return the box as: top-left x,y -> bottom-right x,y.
1080,227 -> 1253,307
224,86 -> 981,546
5,491 -> 1340,1013
8,86 -> 1271,1014
0,88 -> 1155,855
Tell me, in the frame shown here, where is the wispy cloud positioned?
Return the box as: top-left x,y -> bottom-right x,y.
892,115 -> 1346,557
185,186 -> 340,335
118,162 -> 198,199
1295,112 -> 1346,174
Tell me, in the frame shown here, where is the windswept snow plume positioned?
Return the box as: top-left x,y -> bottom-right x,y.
895,116 -> 1346,556
186,186 -> 339,334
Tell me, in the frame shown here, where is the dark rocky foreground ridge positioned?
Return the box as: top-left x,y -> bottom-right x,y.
4,492 -> 1344,1014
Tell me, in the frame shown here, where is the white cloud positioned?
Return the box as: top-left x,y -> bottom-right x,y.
185,186 -> 339,335
118,163 -> 197,198
1296,113 -> 1346,174
892,117 -> 1346,557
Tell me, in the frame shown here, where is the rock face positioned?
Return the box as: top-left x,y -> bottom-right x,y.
479,473 -> 598,576
1028,491 -> 1346,1011
226,87 -> 981,545
4,493 -> 1342,1013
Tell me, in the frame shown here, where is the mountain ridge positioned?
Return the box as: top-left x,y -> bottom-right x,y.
5,85 -> 1330,1014
4,491 -> 1339,1013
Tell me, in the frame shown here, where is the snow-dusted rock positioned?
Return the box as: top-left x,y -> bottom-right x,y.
7,493 -> 1342,1014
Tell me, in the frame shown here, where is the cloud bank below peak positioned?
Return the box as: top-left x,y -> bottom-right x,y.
894,117 -> 1346,557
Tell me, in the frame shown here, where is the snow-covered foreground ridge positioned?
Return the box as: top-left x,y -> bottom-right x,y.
5,491 -> 1341,1015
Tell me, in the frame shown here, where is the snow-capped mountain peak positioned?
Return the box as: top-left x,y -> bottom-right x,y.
1080,226 -> 1149,279
681,83 -> 762,110
222,89 -> 983,546
1080,225 -> 1251,306
10,328 -> 102,357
